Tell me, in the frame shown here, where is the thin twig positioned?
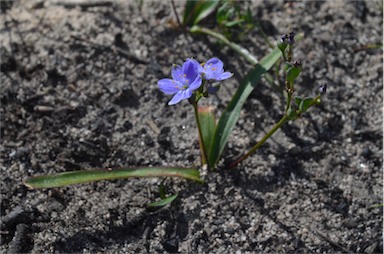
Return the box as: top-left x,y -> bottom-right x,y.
51,0 -> 113,8
170,0 -> 182,28
315,230 -> 350,253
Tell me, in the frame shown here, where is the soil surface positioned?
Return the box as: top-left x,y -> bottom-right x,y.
1,0 -> 383,253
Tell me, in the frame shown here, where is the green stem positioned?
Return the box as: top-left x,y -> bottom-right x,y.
285,87 -> 293,113
287,45 -> 293,62
229,114 -> 288,169
281,51 -> 287,62
193,102 -> 209,167
190,25 -> 258,65
309,95 -> 322,107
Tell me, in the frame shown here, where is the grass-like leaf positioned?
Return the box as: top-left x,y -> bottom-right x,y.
198,106 -> 216,166
208,47 -> 282,167
147,193 -> 179,207
190,25 -> 258,65
183,0 -> 220,26
24,167 -> 203,189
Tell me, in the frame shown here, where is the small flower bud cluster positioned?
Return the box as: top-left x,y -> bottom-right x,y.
281,30 -> 296,45
318,82 -> 327,95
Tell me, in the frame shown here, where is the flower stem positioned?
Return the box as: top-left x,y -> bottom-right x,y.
193,102 -> 209,167
229,114 -> 288,169
281,51 -> 287,62
285,86 -> 294,113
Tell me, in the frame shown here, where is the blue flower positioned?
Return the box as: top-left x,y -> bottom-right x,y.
158,59 -> 202,105
201,58 -> 233,81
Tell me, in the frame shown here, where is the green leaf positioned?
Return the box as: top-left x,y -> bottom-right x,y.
198,106 -> 216,166
284,62 -> 292,70
158,180 -> 167,199
299,97 -> 314,113
224,19 -> 244,27
147,193 -> 179,207
286,65 -> 302,83
183,0 -> 220,26
208,47 -> 282,167
370,203 -> 384,208
294,96 -> 303,106
278,42 -> 288,53
23,167 -> 203,189
216,2 -> 231,24
286,105 -> 300,120
244,7 -> 253,23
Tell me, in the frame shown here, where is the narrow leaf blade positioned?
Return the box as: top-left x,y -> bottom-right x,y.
147,193 -> 179,207
208,47 -> 282,166
183,0 -> 220,26
24,167 -> 203,189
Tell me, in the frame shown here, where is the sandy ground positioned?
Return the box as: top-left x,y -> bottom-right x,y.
1,0 -> 383,253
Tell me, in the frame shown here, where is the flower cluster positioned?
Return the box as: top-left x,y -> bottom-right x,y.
281,30 -> 296,45
158,58 -> 232,105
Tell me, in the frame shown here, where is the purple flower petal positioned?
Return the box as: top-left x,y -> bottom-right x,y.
171,65 -> 183,81
203,58 -> 227,81
188,75 -> 202,91
182,59 -> 200,84
216,72 -> 233,81
206,58 -> 223,71
158,78 -> 181,95
168,89 -> 193,105
188,58 -> 204,74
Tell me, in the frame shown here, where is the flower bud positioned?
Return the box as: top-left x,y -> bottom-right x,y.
318,82 -> 327,94
293,59 -> 302,68
281,30 -> 296,46
207,83 -> 221,94
288,30 -> 296,45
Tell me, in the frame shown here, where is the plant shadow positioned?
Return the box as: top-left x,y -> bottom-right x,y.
52,205 -> 189,253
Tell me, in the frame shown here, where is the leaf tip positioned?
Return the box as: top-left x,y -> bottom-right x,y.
22,179 -> 35,190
